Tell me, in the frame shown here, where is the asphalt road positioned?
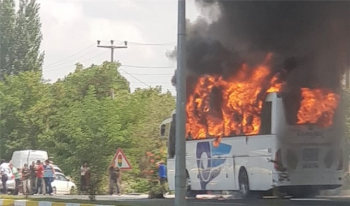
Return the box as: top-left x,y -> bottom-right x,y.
29,195 -> 350,206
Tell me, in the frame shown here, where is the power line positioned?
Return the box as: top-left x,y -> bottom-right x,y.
119,68 -> 149,87
44,51 -> 110,72
44,63 -> 175,73
121,65 -> 174,69
44,43 -> 96,67
44,49 -> 102,70
119,72 -> 172,76
113,40 -> 175,46
43,40 -> 174,70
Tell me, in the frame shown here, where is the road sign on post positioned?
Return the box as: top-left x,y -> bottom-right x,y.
110,148 -> 132,170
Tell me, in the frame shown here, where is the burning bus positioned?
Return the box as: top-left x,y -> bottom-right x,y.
160,68 -> 346,198
160,0 -> 350,199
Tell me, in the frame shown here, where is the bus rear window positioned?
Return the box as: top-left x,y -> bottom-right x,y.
260,101 -> 272,134
282,90 -> 301,125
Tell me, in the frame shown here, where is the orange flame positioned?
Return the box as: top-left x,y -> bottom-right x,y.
185,54 -> 339,142
297,88 -> 340,127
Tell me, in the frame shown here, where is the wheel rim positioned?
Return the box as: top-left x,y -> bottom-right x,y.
239,172 -> 249,197
240,183 -> 248,196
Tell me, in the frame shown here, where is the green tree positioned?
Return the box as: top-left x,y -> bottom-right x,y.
47,62 -> 131,192
0,0 -> 16,78
51,86 -> 128,192
12,0 -> 44,74
120,87 -> 175,193
0,71 -> 52,159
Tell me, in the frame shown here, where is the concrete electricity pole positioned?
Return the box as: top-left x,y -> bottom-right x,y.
96,40 -> 128,62
174,0 -> 187,205
97,40 -> 128,99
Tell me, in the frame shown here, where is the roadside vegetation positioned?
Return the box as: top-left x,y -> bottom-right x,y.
0,0 -> 175,194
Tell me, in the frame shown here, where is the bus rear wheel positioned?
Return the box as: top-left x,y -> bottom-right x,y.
186,176 -> 197,198
239,168 -> 250,199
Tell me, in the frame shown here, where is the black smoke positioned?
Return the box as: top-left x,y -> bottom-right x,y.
170,0 -> 350,92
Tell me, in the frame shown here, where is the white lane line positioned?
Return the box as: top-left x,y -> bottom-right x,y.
290,198 -> 331,201
195,202 -> 244,205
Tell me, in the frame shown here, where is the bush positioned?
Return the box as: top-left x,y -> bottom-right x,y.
143,147 -> 168,198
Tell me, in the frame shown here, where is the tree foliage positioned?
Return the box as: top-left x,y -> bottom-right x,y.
0,0 -> 44,79
0,1 -> 176,193
0,62 -> 175,193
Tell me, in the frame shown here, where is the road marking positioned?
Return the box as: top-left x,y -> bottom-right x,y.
290,198 -> 331,201
195,202 -> 244,205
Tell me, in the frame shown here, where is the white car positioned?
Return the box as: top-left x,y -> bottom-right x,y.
0,163 -> 16,194
52,165 -> 63,173
51,172 -> 76,195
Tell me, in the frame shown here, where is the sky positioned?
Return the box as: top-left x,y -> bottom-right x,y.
37,0 -> 201,95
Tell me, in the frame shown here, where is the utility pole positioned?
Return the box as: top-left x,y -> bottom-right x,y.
97,40 -> 128,99
174,0 -> 186,205
96,40 -> 128,62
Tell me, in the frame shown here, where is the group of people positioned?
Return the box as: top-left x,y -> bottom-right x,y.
0,159 -> 56,195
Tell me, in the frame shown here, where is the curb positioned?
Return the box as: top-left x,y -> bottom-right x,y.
0,199 -> 114,206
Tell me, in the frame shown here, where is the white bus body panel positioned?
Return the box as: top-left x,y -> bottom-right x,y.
167,135 -> 276,191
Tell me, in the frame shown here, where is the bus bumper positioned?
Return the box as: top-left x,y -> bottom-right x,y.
272,171 -> 343,188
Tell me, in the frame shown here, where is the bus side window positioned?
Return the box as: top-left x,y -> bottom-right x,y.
168,114 -> 176,159
260,101 -> 272,135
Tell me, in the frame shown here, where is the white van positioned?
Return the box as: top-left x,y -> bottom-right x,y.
11,150 -> 48,168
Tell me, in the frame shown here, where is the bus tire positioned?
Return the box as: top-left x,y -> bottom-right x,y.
238,168 -> 250,199
185,171 -> 198,199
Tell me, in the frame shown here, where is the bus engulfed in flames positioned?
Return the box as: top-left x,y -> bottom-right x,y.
185,54 -> 340,143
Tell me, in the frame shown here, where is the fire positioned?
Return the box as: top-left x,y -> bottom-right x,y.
297,88 -> 340,127
185,54 -> 339,142
186,54 -> 281,141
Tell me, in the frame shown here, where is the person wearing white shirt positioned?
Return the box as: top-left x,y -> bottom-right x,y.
0,160 -> 11,194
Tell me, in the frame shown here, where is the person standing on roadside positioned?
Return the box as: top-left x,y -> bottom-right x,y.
115,167 -> 121,195
0,159 -> 10,194
43,160 -> 55,195
9,163 -> 20,195
29,161 -> 36,194
156,161 -> 167,185
35,160 -> 44,195
108,166 -> 116,195
21,163 -> 31,195
80,162 -> 89,194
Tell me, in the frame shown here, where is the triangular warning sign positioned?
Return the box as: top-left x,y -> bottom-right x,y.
110,148 -> 132,170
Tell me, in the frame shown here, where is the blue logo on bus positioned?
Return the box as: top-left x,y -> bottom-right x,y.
196,141 -> 232,190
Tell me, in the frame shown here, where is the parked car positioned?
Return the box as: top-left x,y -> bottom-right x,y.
0,163 -> 16,194
53,165 -> 63,173
51,172 -> 76,195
